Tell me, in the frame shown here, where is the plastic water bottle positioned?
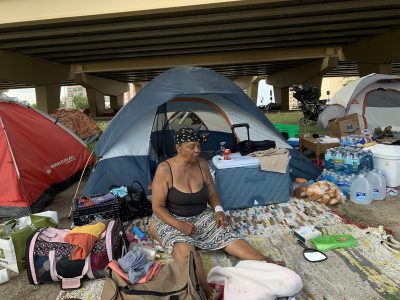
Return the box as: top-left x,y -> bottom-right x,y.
350,174 -> 373,205
352,153 -> 360,174
325,149 -> 333,170
334,151 -> 343,172
344,153 -> 353,174
367,170 -> 386,200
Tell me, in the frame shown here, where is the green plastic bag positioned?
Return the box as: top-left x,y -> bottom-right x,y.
0,213 -> 58,273
311,234 -> 357,253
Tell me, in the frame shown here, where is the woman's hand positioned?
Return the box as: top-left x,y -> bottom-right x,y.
215,211 -> 228,227
176,220 -> 197,236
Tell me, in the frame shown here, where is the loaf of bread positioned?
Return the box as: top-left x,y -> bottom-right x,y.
305,181 -> 344,205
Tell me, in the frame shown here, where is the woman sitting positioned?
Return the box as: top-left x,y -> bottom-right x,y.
149,127 -> 284,299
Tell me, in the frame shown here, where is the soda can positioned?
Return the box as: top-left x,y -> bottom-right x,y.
223,149 -> 231,160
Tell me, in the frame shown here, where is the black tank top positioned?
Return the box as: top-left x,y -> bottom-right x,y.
165,160 -> 208,217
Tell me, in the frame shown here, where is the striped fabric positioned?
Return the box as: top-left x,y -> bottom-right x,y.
154,207 -> 241,254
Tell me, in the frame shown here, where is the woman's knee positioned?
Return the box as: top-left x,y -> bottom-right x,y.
149,222 -> 160,242
172,243 -> 197,262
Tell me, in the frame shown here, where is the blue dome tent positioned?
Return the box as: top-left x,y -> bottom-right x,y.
84,66 -> 321,196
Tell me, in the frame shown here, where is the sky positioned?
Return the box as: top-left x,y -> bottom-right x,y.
5,81 -> 274,106
5,87 -> 69,104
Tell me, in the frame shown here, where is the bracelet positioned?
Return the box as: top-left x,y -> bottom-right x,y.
214,205 -> 224,213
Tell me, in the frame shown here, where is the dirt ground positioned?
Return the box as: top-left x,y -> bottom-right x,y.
0,178 -> 399,299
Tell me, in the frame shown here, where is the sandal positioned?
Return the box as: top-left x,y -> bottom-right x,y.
208,288 -> 222,300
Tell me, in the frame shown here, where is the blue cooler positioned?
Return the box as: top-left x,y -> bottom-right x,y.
210,153 -> 290,210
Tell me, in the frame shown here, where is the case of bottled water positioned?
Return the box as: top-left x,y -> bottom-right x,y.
324,147 -> 373,174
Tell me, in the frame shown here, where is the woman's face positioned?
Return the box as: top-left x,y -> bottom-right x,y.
176,141 -> 201,161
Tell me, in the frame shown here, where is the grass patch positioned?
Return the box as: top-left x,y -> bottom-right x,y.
266,111 -> 327,137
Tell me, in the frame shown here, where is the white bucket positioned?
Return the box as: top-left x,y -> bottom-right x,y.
368,144 -> 400,187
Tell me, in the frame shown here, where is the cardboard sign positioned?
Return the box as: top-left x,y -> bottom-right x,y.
328,114 -> 360,137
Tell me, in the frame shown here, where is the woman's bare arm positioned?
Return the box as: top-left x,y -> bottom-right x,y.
199,158 -> 222,209
151,162 -> 181,228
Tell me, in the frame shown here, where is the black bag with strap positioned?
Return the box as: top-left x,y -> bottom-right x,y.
125,180 -> 153,219
112,181 -> 153,221
231,123 -> 276,155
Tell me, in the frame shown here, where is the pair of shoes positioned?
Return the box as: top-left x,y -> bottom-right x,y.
208,288 -> 222,300
374,127 -> 384,139
383,126 -> 394,137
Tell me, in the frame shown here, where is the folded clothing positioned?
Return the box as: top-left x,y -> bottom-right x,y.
248,148 -> 289,173
117,249 -> 154,284
108,260 -> 161,284
64,222 -> 106,260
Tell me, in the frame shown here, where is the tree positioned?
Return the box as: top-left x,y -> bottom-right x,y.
73,95 -> 89,110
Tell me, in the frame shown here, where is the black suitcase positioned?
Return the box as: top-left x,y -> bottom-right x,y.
231,123 -> 276,155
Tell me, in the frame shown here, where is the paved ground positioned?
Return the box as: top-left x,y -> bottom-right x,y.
0,178 -> 399,299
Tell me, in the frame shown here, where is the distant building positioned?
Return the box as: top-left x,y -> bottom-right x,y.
63,85 -> 87,107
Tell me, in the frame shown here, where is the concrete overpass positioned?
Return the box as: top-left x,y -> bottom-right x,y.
1,0 -> 400,116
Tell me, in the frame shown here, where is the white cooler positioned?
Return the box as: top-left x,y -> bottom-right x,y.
368,144 -> 400,187
210,153 -> 289,210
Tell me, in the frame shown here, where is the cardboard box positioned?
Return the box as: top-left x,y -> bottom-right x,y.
328,113 -> 360,138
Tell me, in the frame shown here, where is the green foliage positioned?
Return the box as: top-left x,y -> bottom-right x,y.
343,78 -> 357,86
73,95 -> 89,110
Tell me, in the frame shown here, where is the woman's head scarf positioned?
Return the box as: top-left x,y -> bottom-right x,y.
174,127 -> 209,145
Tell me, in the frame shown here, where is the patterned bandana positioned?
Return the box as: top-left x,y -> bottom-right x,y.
174,127 -> 208,145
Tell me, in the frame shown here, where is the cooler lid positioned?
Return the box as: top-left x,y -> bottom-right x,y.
368,144 -> 400,159
212,153 -> 259,169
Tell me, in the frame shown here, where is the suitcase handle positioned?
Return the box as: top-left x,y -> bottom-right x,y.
231,123 -> 250,144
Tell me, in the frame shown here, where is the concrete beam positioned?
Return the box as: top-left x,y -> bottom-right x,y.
0,0 -> 291,26
35,84 -> 61,113
0,49 -> 71,85
267,56 -> 339,88
233,76 -> 258,90
77,46 -> 335,73
341,29 -> 400,64
74,72 -> 129,96
358,63 -> 392,76
86,88 -> 105,117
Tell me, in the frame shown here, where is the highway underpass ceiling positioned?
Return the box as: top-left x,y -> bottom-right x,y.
1,0 -> 400,89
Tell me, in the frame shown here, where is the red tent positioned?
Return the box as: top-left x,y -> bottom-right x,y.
0,101 -> 95,217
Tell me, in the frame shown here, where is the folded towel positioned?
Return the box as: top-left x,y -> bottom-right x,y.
248,148 -> 289,173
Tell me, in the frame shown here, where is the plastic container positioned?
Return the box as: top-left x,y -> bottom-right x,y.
368,144 -> 400,187
350,174 -> 373,205
73,199 -> 121,226
366,170 -> 386,200
0,268 -> 9,284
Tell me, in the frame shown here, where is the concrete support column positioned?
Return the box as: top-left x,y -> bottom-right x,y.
246,80 -> 260,104
35,83 -> 61,113
110,94 -> 124,111
86,88 -> 105,117
274,87 -> 289,110
358,63 -> 392,76
303,75 -> 323,89
134,82 -> 148,94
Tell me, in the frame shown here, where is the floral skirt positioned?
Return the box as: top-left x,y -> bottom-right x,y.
153,207 -> 241,254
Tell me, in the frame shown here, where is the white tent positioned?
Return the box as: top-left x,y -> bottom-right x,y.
329,73 -> 400,131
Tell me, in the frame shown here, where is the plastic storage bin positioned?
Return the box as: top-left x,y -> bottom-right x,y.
210,153 -> 289,210
73,199 -> 123,226
368,144 -> 400,187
